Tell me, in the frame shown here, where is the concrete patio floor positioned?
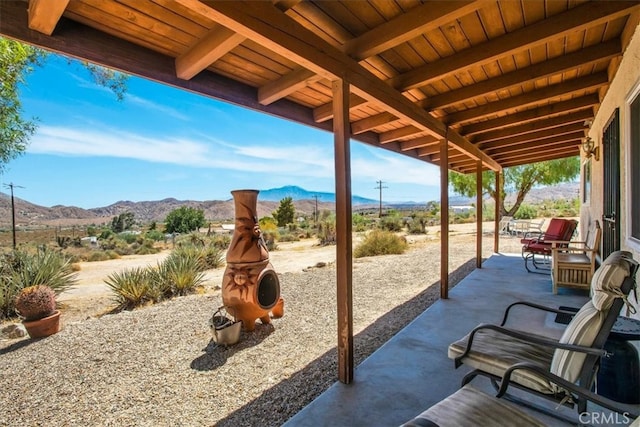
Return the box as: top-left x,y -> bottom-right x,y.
284,253 -> 622,427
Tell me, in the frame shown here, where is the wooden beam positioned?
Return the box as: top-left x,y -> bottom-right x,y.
196,1 -> 500,171
499,150 -> 579,167
175,0 -> 300,81
400,136 -> 438,151
258,68 -> 318,105
486,132 -> 583,156
447,73 -> 608,125
332,79 -> 353,385
494,172 -> 501,253
440,137 -> 449,299
491,142 -> 579,162
460,95 -> 598,136
425,40 -> 621,110
379,126 -> 423,144
314,95 -> 367,123
479,123 -> 586,150
351,112 -> 398,135
389,1 -> 640,92
257,0 -> 486,106
476,160 -> 483,268
28,0 -> 69,35
176,27 -> 246,80
472,109 -> 593,144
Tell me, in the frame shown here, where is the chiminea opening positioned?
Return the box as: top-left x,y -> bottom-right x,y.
257,270 -> 279,309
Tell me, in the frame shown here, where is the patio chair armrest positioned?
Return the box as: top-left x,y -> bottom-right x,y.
455,324 -> 606,367
522,231 -> 543,240
497,362 -> 640,418
500,302 -> 577,326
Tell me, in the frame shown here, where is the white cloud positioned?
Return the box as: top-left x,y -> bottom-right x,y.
28,125 -> 441,187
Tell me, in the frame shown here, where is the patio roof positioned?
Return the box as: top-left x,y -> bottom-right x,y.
2,1 -> 640,171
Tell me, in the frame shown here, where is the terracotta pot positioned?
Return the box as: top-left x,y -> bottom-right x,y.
23,310 -> 61,338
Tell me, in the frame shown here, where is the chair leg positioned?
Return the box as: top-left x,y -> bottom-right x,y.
461,370 -> 479,387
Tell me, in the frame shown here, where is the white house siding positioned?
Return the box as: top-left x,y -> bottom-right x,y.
582,20 -> 640,319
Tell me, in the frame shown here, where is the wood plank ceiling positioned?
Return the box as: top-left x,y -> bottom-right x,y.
2,0 -> 640,174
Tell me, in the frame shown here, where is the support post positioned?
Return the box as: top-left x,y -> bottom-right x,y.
333,78 -> 353,384
440,136 -> 449,299
476,160 -> 483,268
494,171 -> 501,253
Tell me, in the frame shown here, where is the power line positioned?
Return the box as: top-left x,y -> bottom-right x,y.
374,180 -> 388,218
3,182 -> 25,249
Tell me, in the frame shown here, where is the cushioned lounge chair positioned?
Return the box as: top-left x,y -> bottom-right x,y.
400,380 -> 639,427
521,218 -> 578,273
448,251 -> 638,416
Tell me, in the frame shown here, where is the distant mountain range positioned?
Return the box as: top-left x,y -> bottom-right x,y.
0,183 -> 578,228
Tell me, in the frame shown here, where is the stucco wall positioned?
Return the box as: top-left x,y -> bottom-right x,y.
581,21 -> 640,319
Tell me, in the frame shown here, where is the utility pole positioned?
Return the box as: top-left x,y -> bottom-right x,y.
4,182 -> 25,250
374,180 -> 388,218
313,195 -> 319,224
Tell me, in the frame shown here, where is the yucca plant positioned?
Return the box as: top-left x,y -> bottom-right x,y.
160,253 -> 205,296
10,249 -> 78,295
105,267 -> 153,310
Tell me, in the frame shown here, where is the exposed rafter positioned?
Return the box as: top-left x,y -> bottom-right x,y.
191,0 -> 500,171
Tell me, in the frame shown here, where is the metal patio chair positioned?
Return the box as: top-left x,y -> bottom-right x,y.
521,218 -> 578,273
448,251 -> 638,417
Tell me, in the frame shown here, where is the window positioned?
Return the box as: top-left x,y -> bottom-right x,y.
631,92 -> 640,240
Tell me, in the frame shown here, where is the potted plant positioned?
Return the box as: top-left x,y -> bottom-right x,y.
14,285 -> 61,338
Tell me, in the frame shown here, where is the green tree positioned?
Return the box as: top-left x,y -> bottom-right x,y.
449,158 -> 580,218
0,37 -> 128,173
164,206 -> 206,234
273,197 -> 295,227
111,212 -> 135,233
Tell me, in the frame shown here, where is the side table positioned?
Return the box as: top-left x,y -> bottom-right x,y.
598,316 -> 640,404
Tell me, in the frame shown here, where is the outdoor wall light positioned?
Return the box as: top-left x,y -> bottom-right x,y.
581,136 -> 599,161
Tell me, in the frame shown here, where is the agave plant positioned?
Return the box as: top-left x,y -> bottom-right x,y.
10,249 -> 78,295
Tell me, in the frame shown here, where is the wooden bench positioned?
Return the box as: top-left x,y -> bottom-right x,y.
551,220 -> 601,294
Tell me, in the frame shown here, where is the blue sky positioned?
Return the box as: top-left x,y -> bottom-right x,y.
4,54 -> 442,209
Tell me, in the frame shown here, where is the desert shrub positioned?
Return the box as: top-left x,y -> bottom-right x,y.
119,232 -> 138,244
514,204 -> 537,219
379,215 -> 403,232
278,230 -> 299,242
88,251 -> 111,262
70,263 -> 81,272
261,231 -> 279,251
352,213 -> 370,232
209,234 -> 231,250
354,230 -> 408,258
317,212 -> 336,245
105,267 -> 155,310
145,229 -> 164,242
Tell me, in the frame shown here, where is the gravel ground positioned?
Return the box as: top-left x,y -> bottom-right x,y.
0,234 -> 522,427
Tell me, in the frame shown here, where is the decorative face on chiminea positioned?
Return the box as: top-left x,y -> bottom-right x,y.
222,190 -> 284,331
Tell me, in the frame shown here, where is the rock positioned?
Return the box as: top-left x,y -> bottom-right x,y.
2,323 -> 27,339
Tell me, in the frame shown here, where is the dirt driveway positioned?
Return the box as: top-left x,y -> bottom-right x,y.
57,238 -> 340,323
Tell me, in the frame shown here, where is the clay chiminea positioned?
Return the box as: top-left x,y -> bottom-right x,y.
222,190 -> 284,331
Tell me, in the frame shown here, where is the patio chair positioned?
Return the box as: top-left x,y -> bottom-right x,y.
551,220 -> 602,294
448,251 -> 638,417
400,380 -> 639,427
498,215 -> 514,235
521,218 -> 578,273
